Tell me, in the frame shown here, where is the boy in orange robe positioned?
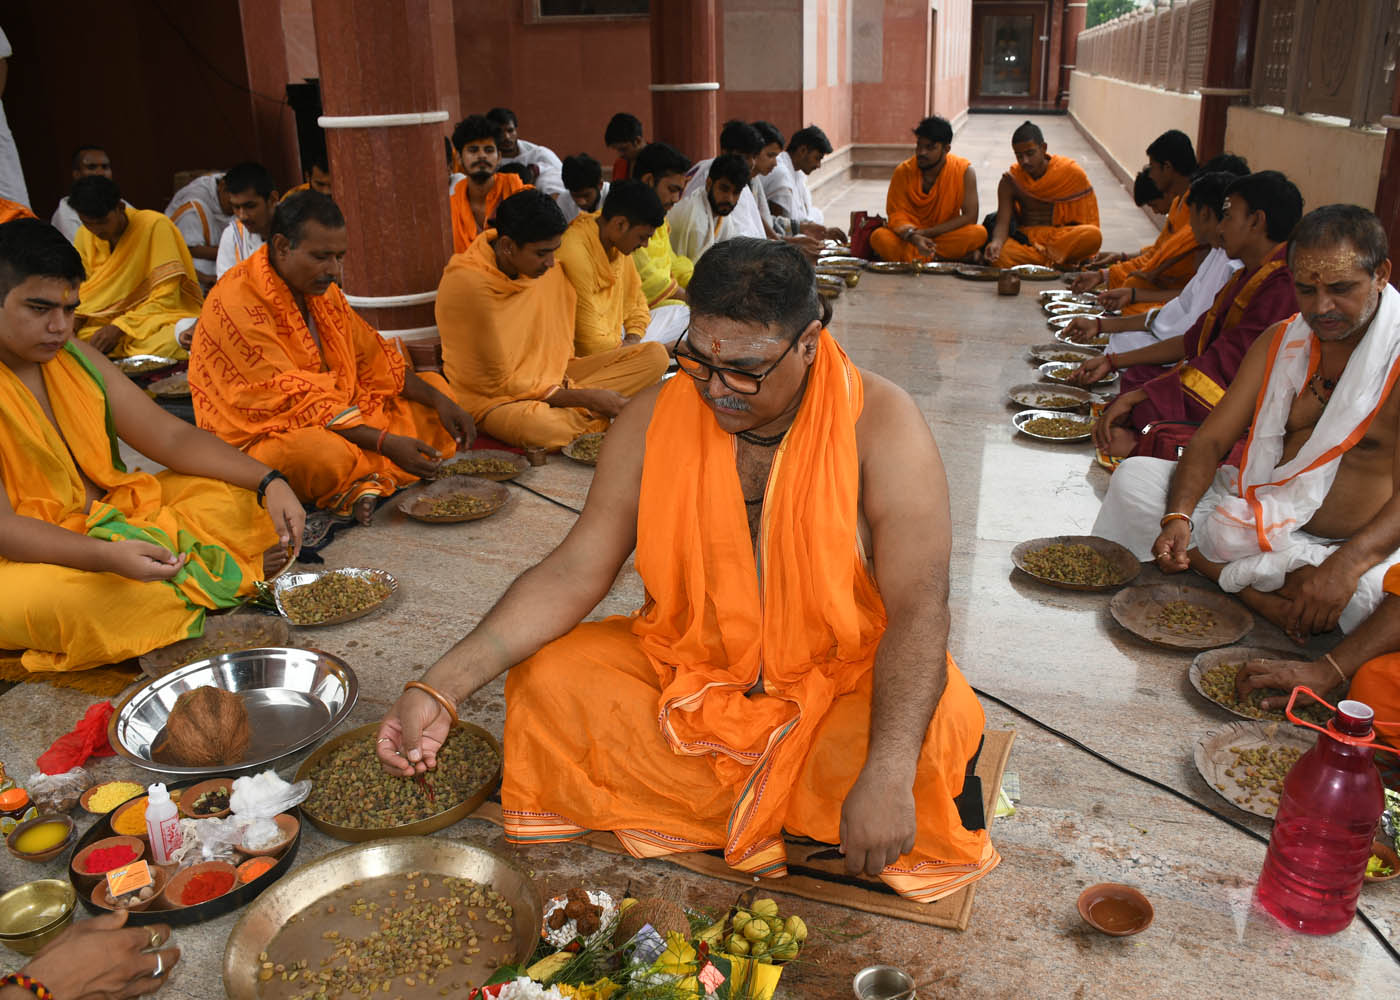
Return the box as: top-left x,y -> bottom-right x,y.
190,192 -> 474,523
449,115 -> 531,253
984,120 -> 1102,269
380,237 -> 998,902
869,116 -> 986,263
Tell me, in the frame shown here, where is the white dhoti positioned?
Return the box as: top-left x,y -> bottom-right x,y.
642,303 -> 689,347
1096,286 -> 1400,633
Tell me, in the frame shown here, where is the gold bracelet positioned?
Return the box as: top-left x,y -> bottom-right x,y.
1160,511 -> 1193,532
403,680 -> 459,725
1323,652 -> 1348,688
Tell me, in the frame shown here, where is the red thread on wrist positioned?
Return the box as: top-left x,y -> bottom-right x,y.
376,428 -> 390,453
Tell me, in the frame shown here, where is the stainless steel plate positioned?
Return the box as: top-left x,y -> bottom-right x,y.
1040,361 -> 1117,388
1027,342 -> 1099,365
273,568 -> 397,626
916,260 -> 961,274
1006,382 -> 1094,410
115,354 -> 181,375
815,254 -> 865,267
1045,301 -> 1102,316
108,647 -> 358,777
1012,408 -> 1094,443
1053,324 -> 1107,348
223,838 -> 543,1000
1009,264 -> 1060,280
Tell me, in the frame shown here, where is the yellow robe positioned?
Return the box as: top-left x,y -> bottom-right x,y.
556,212 -> 652,356
75,207 -> 202,359
0,343 -> 274,672
632,219 -> 693,308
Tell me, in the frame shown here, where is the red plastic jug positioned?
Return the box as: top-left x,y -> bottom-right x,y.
1256,690 -> 1389,934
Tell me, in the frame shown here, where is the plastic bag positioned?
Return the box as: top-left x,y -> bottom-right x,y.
169,817 -> 240,867
24,767 -> 92,813
229,770 -> 310,850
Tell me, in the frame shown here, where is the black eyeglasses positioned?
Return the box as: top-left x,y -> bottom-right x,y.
672,329 -> 801,395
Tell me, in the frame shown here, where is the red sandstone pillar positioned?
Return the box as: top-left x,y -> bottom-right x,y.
1196,0 -> 1259,163
649,0 -> 719,160
1059,2 -> 1087,109
1374,67 -> 1400,289
310,0 -> 452,345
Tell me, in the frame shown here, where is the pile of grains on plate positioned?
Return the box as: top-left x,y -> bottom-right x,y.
1020,543 -> 1117,586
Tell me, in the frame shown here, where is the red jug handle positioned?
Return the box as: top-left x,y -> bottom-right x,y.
1286,687 -> 1398,753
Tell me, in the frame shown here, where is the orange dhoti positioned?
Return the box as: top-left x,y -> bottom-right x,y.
247,371 -> 457,516
869,224 -> 988,263
994,224 -> 1102,268
503,618 -> 998,902
477,345 -> 666,450
1348,653 -> 1400,750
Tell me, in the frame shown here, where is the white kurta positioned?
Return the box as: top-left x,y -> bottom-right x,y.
215,219 -> 265,279
501,139 -> 565,198
678,158 -> 765,243
560,181 -> 609,225
667,185 -> 756,261
0,29 -> 29,207
762,151 -> 822,226
164,173 -> 229,281
1109,247 -> 1243,353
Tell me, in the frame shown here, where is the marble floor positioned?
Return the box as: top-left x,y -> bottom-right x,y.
3,115 -> 1398,998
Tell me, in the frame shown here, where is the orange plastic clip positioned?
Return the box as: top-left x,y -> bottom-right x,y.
1284,687 -> 1398,754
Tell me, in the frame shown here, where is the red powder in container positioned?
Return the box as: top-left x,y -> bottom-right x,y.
83,845 -> 139,874
181,870 -> 234,906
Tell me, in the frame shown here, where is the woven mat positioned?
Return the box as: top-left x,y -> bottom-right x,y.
0,652 -> 140,697
476,728 -> 1014,930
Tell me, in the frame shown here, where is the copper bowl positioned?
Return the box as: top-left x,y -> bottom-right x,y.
235,813 -> 299,858
6,814 -> 75,863
91,865 -> 171,913
1366,840 -> 1400,883
1077,883 -> 1154,936
162,859 -> 238,910
70,835 -> 148,894
178,778 -> 235,820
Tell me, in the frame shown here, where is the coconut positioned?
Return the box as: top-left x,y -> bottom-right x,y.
611,897 -> 690,947
154,686 -> 251,766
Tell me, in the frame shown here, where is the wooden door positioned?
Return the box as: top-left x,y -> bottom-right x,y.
971,3 -> 1045,103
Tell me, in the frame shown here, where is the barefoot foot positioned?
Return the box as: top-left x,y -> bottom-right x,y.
263,544 -> 291,578
353,494 -> 378,525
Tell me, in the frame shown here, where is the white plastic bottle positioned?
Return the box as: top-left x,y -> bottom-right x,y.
145,782 -> 182,865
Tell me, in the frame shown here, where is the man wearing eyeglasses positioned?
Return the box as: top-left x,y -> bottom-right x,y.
379,238 -> 998,901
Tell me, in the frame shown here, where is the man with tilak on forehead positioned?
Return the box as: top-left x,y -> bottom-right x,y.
1096,205 -> 1400,651
377,238 -> 998,901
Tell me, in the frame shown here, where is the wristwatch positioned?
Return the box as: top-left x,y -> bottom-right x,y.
255,469 -> 290,505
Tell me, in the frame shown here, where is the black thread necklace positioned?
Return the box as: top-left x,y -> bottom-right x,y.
737,427 -> 788,446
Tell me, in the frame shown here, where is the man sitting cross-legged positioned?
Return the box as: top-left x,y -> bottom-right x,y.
215,161 -> 280,280
1089,171 -> 1302,461
190,192 -> 474,525
379,237 -> 999,901
556,179 -> 689,355
71,176 -> 202,360
763,125 -> 846,243
1095,205 -> 1400,640
0,218 -> 303,673
983,120 -> 1102,269
449,115 -> 531,253
869,115 -> 985,263
437,189 -> 667,451
667,154 -> 756,262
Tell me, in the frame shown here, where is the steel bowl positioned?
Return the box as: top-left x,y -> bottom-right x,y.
0,880 -> 77,956
222,838 -> 542,1000
853,964 -> 917,999
107,647 -> 359,777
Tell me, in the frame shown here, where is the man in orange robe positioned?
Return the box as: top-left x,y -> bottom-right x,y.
984,121 -> 1101,269
190,192 -> 474,523
869,116 -> 985,263
449,115 -> 531,253
381,237 -> 998,902
1239,564 -> 1400,750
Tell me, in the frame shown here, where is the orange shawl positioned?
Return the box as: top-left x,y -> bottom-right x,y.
885,154 -> 969,231
1110,193 -> 1200,288
450,173 -> 531,252
436,230 -> 578,422
1006,155 -> 1099,227
189,245 -> 407,448
0,198 -> 35,223
632,330 -> 887,871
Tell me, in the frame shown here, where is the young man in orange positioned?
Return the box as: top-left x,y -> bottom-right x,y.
190,192 -> 473,524
869,115 -> 985,263
380,238 -> 998,902
449,115 -> 531,253
983,120 -> 1101,269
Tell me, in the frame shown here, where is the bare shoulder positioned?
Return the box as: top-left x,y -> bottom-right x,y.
854,367 -> 939,474
70,338 -> 123,381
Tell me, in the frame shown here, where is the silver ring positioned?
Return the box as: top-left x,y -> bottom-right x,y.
151,952 -> 165,978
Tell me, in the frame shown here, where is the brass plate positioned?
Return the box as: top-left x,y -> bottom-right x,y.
294,722 -> 502,842
1193,720 -> 1313,818
866,260 -> 914,274
1109,583 -> 1254,650
272,568 -> 397,627
222,838 -> 542,999
434,449 -> 529,482
397,477 -> 509,524
562,431 -> 605,466
1010,534 -> 1140,591
915,260 -> 960,274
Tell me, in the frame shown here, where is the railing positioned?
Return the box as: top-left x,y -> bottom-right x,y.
1076,0 -> 1213,94
1077,0 -> 1400,129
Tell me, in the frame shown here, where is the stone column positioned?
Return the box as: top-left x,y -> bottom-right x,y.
1195,0 -> 1260,163
649,0 -> 719,159
1375,68 -> 1400,290
1059,2 -> 1087,109
310,0 -> 452,347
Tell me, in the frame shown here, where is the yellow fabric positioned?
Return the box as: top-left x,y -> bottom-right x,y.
75,207 -> 202,359
556,212 -> 652,356
631,219 -> 693,308
0,343 -> 273,672
437,229 -> 667,449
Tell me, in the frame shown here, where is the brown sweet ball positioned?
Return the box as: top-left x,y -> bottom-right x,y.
154,686 -> 251,766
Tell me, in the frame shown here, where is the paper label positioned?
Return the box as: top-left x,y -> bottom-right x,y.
107,860 -> 152,897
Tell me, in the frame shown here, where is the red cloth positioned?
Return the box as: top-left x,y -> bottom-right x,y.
38,701 -> 116,774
